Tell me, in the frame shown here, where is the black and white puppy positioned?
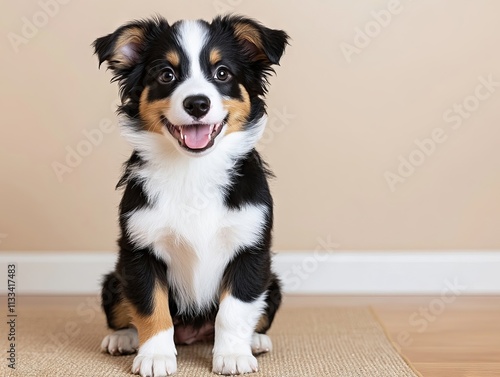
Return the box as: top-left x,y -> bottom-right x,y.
94,15 -> 288,376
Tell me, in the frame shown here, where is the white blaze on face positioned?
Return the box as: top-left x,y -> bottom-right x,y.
166,20 -> 227,128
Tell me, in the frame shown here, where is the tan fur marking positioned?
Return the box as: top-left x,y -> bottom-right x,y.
131,285 -> 173,346
114,27 -> 144,68
223,84 -> 251,135
233,23 -> 263,50
166,51 -> 180,67
220,290 -> 230,302
209,49 -> 222,65
162,233 -> 197,298
233,23 -> 267,61
255,314 -> 269,333
139,87 -> 171,134
112,299 -> 133,329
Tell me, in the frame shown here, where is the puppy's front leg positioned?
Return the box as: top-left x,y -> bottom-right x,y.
131,284 -> 177,377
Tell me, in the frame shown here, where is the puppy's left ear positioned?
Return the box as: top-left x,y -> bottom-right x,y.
93,24 -> 146,72
93,18 -> 168,73
228,16 -> 289,65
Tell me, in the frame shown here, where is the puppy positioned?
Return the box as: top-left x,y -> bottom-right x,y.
94,15 -> 288,376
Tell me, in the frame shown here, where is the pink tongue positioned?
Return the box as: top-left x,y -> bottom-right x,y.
183,124 -> 211,149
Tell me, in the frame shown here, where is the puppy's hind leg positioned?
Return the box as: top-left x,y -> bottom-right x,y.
101,327 -> 139,356
100,272 -> 138,356
252,274 -> 282,355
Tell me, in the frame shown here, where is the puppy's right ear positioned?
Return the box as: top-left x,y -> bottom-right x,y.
93,18 -> 166,72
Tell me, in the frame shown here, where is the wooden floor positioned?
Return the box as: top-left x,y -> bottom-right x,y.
19,295 -> 500,377
285,296 -> 500,377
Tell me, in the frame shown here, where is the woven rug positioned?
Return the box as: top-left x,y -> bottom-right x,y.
2,303 -> 420,377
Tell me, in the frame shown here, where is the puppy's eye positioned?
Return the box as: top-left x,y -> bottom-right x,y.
214,66 -> 231,82
158,68 -> 176,84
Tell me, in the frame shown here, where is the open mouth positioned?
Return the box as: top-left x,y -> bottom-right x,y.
162,117 -> 225,153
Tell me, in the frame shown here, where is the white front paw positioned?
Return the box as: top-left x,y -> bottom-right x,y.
132,354 -> 177,377
212,353 -> 258,375
132,329 -> 177,376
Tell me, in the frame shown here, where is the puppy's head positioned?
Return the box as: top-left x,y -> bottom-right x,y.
94,15 -> 288,156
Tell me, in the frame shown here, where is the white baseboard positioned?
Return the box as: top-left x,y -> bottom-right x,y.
1,251 -> 499,295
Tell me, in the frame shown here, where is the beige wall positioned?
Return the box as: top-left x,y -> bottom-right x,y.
1,0 -> 499,252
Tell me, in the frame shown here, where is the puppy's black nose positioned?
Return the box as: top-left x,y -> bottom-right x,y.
183,95 -> 210,119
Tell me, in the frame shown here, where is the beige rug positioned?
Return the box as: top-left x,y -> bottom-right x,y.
2,304 -> 420,377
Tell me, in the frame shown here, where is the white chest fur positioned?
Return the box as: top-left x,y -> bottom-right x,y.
124,141 -> 267,315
